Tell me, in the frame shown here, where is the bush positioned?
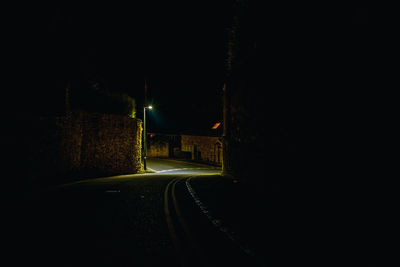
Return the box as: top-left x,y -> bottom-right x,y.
71,80 -> 136,118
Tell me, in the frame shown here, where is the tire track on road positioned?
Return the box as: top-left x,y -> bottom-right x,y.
164,177 -> 206,267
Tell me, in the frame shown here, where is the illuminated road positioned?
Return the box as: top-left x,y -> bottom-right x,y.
17,159 -> 266,267
147,157 -> 221,175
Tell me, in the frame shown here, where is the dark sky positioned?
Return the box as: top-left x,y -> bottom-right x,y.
13,2 -> 232,133
9,2 -> 370,134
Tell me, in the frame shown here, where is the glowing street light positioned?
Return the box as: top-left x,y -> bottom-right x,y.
143,105 -> 153,170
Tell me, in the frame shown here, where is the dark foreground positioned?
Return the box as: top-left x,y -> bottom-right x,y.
7,158 -> 382,266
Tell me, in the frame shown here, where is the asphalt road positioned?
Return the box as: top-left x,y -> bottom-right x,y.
12,158 -> 264,267
146,158 -> 221,174
9,158 -> 380,266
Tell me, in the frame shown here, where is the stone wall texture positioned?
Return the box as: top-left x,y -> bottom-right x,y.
147,138 -> 169,158
181,135 -> 222,165
21,111 -> 142,186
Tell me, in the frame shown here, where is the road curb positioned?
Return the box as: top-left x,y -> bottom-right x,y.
185,177 -> 256,258
146,167 -> 157,173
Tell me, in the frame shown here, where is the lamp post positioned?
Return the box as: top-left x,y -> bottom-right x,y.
143,105 -> 152,170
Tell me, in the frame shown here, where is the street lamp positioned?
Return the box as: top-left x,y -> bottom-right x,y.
143,105 -> 153,170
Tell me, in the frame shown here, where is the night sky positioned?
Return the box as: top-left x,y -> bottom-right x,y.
11,2 -> 234,134
9,2 -> 370,134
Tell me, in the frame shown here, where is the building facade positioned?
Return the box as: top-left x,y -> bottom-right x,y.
181,134 -> 222,166
147,133 -> 223,166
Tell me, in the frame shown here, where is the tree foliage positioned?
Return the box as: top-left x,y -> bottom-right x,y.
71,79 -> 136,118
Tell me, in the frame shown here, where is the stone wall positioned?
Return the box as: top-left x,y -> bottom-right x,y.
20,111 -> 142,187
147,134 -> 169,158
147,134 -> 182,158
181,135 -> 222,165
77,112 -> 142,177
